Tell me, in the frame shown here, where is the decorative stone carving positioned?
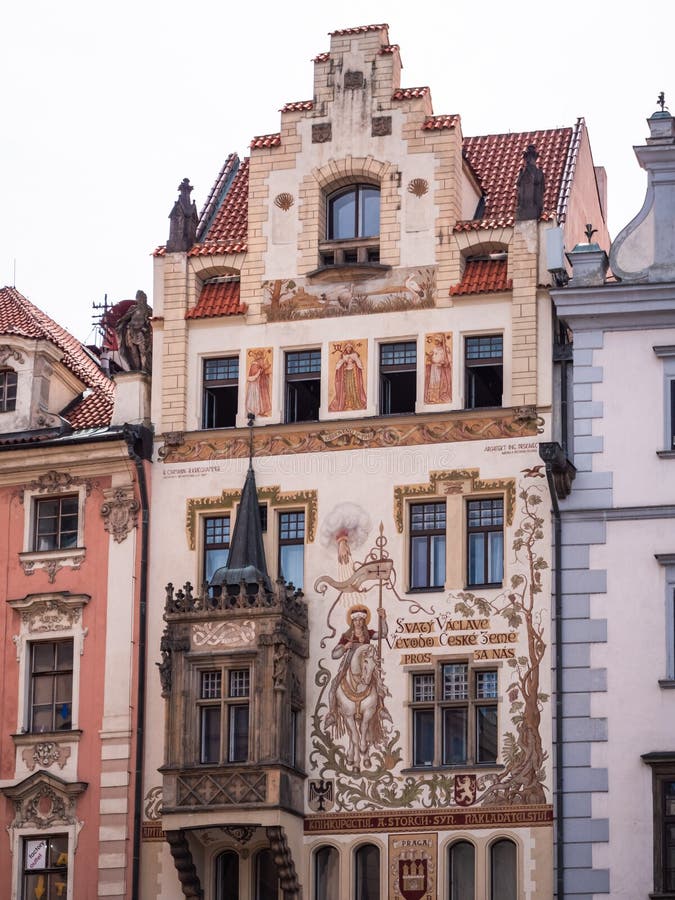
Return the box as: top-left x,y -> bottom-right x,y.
158,431 -> 185,460
22,741 -> 71,772
312,123 -> 332,144
0,344 -> 24,365
2,772 -> 86,830
344,70 -> 364,89
407,177 -> 429,197
144,785 -> 163,820
191,620 -> 255,648
221,825 -> 255,845
372,116 -> 392,136
157,627 -> 190,698
266,825 -> 300,892
273,643 -> 290,691
24,470 -> 93,496
100,485 -> 139,543
115,290 -> 152,373
166,829 -> 202,899
17,597 -> 82,634
274,192 -> 294,211
19,551 -> 85,584
176,771 -> 267,807
516,144 -> 545,221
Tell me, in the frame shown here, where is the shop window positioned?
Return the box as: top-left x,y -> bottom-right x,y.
465,335 -> 503,408
411,663 -> 498,767
0,368 -> 17,412
22,835 -> 68,900
314,846 -> 339,900
199,668 -> 250,764
285,350 -> 321,424
448,840 -> 475,900
33,496 -> 79,552
380,342 -> 417,415
409,502 -> 446,590
29,640 -> 73,733
278,510 -> 305,589
354,843 -> 380,900
203,357 -> 239,429
215,850 -> 239,899
490,839 -> 517,900
203,516 -> 230,584
467,498 -> 504,587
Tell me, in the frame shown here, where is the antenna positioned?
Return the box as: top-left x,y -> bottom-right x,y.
12,258 -> 16,287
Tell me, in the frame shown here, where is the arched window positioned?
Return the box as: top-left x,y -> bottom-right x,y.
0,368 -> 17,413
354,843 -> 380,900
214,850 -> 239,899
490,838 -> 517,900
314,845 -> 339,900
327,185 -> 380,240
255,848 -> 279,900
448,840 -> 475,899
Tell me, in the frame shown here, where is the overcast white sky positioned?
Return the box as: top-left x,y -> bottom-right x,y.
2,0 -> 673,342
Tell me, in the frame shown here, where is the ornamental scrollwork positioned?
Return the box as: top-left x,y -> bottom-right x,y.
100,485 -> 140,543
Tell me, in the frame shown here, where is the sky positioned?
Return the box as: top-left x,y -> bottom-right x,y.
2,0 -> 674,343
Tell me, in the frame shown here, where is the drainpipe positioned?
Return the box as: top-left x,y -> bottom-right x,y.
539,441 -> 571,900
124,424 -> 152,900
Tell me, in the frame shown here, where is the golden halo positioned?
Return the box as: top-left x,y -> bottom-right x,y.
347,604 -> 371,626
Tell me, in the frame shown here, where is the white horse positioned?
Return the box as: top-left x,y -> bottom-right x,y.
334,643 -> 385,768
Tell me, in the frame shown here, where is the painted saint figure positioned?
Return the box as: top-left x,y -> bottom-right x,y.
424,334 -> 452,404
325,605 -> 392,767
245,349 -> 272,418
329,343 -> 367,412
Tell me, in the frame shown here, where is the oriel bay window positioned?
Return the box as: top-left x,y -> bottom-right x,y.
467,498 -> 504,587
411,663 -> 498,767
410,501 -> 446,590
199,668 -> 250,764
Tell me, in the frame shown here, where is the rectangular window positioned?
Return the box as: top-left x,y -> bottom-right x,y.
278,511 -> 305,589
285,350 -> 321,424
23,835 -> 68,899
409,502 -> 446,590
30,640 -> 73,733
33,496 -> 79,552
380,341 -> 417,414
410,663 -> 498,767
670,380 -> 675,450
0,369 -> 17,412
467,498 -> 504,587
465,335 -> 503,408
198,667 -> 250,764
203,357 -> 239,429
203,516 -> 230,584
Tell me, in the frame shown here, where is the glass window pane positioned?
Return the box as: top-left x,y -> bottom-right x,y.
476,671 -> 498,699
411,536 -> 429,588
431,534 -> 446,587
280,543 -> 304,589
331,190 -> 357,239
490,840 -> 517,900
442,707 -> 468,765
32,707 -> 54,733
468,532 -> 485,585
355,844 -> 380,900
200,707 -> 221,763
449,841 -> 475,900
229,705 -> 249,762
413,674 -> 435,703
443,664 -> 468,700
215,850 -> 239,900
32,643 -> 55,673
315,846 -> 339,900
255,848 -> 279,900
56,642 -> 73,670
413,709 -> 435,766
477,706 -> 498,763
32,676 -> 54,705
205,547 -> 229,582
360,187 -> 380,237
488,530 -> 504,584
201,671 -> 222,699
229,670 -> 249,698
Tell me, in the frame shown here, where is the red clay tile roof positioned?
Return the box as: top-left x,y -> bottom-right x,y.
450,259 -> 512,296
186,281 -> 245,319
188,159 -> 249,256
458,127 -> 574,231
313,52 -> 330,62
196,153 -> 239,244
392,87 -> 429,100
330,24 -> 388,35
0,286 -> 114,428
250,133 -> 281,149
423,114 -> 460,131
281,101 -> 314,112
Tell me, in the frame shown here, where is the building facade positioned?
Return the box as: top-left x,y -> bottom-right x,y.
553,105 -> 675,899
143,24 -> 608,899
0,287 -> 152,899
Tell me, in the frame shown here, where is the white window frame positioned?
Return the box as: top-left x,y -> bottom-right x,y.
654,345 -> 675,453
19,484 -> 87,580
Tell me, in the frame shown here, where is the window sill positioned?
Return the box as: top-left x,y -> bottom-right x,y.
13,729 -> 82,745
657,451 -> 675,459
306,262 -> 391,282
465,582 -> 503,591
401,763 -> 504,775
19,547 -> 85,582
407,586 -> 445,594
658,679 -> 675,690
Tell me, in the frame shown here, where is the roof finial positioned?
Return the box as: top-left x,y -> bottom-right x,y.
658,91 -> 668,113
584,223 -> 597,244
247,412 -> 255,468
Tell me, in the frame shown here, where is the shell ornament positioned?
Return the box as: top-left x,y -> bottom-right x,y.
274,192 -> 294,211
407,178 -> 429,197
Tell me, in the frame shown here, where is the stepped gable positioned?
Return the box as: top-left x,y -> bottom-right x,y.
0,285 -> 114,429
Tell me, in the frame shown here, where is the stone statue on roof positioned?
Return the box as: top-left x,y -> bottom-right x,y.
115,290 -> 152,373
516,144 -> 545,221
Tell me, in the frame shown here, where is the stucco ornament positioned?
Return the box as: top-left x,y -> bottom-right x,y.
22,742 -> 71,772
21,598 -> 82,634
100,485 -> 140,543
191,620 -> 255,648
144,785 -> 163,820
0,344 -> 24,365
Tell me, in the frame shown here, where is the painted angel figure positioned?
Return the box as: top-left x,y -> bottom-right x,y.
245,349 -> 272,417
424,334 -> 452,403
329,343 -> 367,411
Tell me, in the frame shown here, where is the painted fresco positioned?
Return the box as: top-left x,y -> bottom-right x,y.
262,267 -> 436,321
245,347 -> 273,418
328,340 -> 367,412
389,833 -> 437,900
309,474 -> 549,814
423,333 -> 452,404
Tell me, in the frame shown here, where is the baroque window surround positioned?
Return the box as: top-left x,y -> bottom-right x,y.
8,592 -> 89,781
19,477 -> 89,583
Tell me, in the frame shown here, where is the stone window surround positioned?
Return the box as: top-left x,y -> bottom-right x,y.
655,554 -> 675,687
654,345 -> 675,457
642,751 -> 675,900
19,483 -> 87,581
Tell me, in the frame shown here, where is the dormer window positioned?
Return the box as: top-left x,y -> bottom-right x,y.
0,368 -> 17,412
321,184 -> 380,267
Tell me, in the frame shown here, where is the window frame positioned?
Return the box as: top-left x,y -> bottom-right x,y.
466,497 -> 504,588
464,334 -> 503,409
202,355 -> 240,430
33,495 -> 79,553
409,500 -> 446,591
448,839 -> 476,900
379,341 -> 417,416
197,665 -> 251,765
654,346 -> 675,453
410,660 -> 499,768
354,842 -> 381,900
644,753 -> 675,898
203,514 -> 231,586
28,639 -> 73,734
0,367 -> 18,413
278,509 -> 305,589
284,349 -> 321,424
489,838 -> 518,900
314,845 -> 340,900
320,184 -> 381,267
21,833 -> 69,900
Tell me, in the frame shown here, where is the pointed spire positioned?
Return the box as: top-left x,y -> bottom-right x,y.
166,178 -> 198,252
209,415 -> 271,591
